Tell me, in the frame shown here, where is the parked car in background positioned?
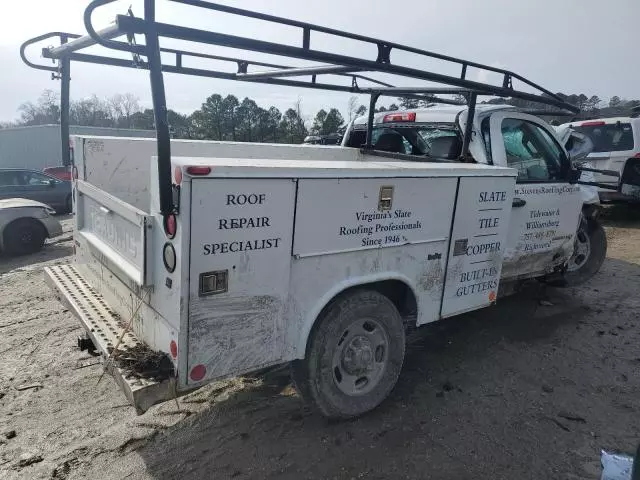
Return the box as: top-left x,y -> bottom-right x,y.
0,198 -> 63,255
0,168 -> 72,213
302,132 -> 343,145
560,116 -> 640,202
43,165 -> 72,181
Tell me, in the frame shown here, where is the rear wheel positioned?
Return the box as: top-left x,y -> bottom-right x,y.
3,219 -> 46,256
564,215 -> 607,286
291,289 -> 405,419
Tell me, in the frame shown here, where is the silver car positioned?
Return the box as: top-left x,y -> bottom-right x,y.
0,168 -> 72,213
0,198 -> 63,255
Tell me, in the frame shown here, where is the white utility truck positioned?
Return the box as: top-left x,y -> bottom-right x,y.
22,1 -> 628,418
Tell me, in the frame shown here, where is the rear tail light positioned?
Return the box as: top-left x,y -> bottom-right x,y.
580,120 -> 605,127
633,153 -> 640,158
164,214 -> 177,239
383,112 -> 416,123
174,166 -> 183,184
186,166 -> 211,175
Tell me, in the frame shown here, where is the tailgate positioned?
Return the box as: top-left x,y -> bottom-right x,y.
75,180 -> 152,286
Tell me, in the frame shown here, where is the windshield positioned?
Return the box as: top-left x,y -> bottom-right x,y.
347,125 -> 461,158
572,123 -> 635,153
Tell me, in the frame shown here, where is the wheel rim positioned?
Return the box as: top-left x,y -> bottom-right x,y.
567,225 -> 591,272
331,318 -> 389,396
19,228 -> 35,245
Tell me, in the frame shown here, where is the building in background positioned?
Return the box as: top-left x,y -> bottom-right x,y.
0,125 -> 155,171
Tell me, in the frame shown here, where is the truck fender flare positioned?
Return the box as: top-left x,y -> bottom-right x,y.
294,272 -> 418,359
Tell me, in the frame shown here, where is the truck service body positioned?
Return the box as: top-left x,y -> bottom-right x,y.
50,144 -> 517,412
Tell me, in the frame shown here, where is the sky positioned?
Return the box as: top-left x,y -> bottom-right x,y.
1,0 -> 638,123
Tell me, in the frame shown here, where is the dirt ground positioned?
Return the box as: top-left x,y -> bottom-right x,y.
1,208 -> 640,480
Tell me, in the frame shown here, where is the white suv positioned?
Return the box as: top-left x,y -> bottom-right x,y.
560,116 -> 640,202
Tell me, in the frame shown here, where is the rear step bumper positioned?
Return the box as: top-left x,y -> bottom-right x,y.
44,265 -> 175,414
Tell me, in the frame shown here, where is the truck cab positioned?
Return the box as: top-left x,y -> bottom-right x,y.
342,105 -> 601,282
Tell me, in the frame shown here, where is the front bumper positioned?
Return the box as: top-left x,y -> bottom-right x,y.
44,264 -> 176,413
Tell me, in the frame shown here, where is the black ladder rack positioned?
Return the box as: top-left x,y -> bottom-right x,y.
20,0 -> 580,216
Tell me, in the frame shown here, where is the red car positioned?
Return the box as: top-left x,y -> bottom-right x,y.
43,166 -> 72,181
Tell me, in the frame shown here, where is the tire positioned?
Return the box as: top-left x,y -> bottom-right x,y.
3,219 -> 46,256
563,216 -> 607,286
291,289 -> 406,419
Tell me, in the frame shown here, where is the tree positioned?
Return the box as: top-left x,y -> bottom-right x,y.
19,89 -> 60,125
347,96 -> 366,123
280,104 -> 308,143
311,108 -> 344,135
267,106 -> 282,142
195,93 -> 224,140
347,96 -> 357,123
236,97 -> 261,142
221,95 -> 240,141
254,107 -> 271,142
311,109 -> 328,135
576,94 -> 589,110
167,110 -> 194,138
294,98 -> 307,136
398,97 -> 419,109
15,87 -> 637,142
129,109 -> 155,130
322,108 -> 344,135
586,95 -> 601,112
70,95 -> 112,127
109,93 -> 141,128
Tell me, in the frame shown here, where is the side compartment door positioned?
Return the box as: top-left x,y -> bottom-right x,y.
486,112 -> 583,279
188,178 -> 295,384
440,176 -> 515,318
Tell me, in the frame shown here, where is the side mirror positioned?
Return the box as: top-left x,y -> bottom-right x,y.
48,179 -> 56,187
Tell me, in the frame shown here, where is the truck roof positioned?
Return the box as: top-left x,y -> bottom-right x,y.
351,105 -> 517,127
170,156 -> 516,179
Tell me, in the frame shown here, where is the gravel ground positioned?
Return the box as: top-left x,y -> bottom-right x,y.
1,208 -> 639,480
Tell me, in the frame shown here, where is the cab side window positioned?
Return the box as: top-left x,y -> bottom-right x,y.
501,118 -> 569,182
